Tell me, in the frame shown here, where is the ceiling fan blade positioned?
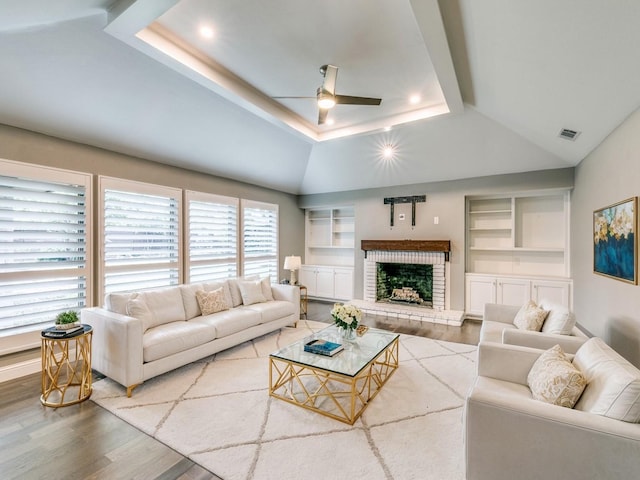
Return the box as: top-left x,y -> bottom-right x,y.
322,65 -> 338,96
272,96 -> 316,99
335,94 -> 382,106
318,108 -> 329,125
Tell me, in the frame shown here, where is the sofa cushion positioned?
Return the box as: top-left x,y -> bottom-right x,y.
143,321 -> 217,363
573,337 -> 640,423
513,300 -> 548,331
191,308 -> 262,338
527,344 -> 586,408
539,301 -> 576,335
227,276 -> 260,306
238,279 -> 267,305
142,287 -> 187,324
179,283 -> 204,320
241,300 -> 295,323
261,276 -> 274,301
105,292 -> 133,315
126,294 -> 156,331
196,288 -> 230,315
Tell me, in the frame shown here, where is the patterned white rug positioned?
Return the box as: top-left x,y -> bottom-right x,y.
91,320 -> 477,480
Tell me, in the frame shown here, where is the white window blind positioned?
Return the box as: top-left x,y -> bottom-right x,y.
100,177 -> 181,297
242,200 -> 278,279
186,191 -> 238,283
0,161 -> 92,331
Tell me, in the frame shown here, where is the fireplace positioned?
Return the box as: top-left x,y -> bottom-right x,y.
352,240 -> 463,326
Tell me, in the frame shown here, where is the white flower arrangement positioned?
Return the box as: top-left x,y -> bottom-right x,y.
331,303 -> 362,330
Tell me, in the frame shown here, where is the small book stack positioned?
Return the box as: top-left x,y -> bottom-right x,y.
41,325 -> 85,338
304,339 -> 344,357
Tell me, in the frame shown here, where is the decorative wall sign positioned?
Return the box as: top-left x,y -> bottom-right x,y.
593,197 -> 637,284
383,195 -> 426,227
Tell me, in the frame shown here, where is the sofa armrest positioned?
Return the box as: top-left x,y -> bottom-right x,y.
81,307 -> 144,389
483,303 -> 519,324
502,328 -> 588,354
477,342 -> 545,385
270,284 -> 300,320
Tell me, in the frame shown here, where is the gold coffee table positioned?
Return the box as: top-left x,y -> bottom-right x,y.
269,325 -> 399,424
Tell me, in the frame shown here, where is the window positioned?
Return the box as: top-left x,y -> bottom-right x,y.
0,160 -> 92,333
242,200 -> 278,279
185,191 -> 238,283
99,177 -> 181,298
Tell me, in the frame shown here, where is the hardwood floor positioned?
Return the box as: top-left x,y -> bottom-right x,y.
0,301 -> 479,479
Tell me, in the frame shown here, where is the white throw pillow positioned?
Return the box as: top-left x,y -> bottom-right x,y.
573,337 -> 640,423
238,279 -> 267,305
513,300 -> 548,331
126,294 -> 155,331
196,288 -> 229,315
228,276 -> 259,307
261,276 -> 274,301
539,301 -> 576,335
527,344 -> 587,408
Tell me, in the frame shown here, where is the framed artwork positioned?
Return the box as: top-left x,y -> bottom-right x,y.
593,197 -> 638,284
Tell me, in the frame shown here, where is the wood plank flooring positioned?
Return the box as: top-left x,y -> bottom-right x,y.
0,301 -> 480,479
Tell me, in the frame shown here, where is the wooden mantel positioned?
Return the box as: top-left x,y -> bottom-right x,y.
361,240 -> 451,260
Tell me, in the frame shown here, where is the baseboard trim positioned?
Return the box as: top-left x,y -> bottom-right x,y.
0,358 -> 40,383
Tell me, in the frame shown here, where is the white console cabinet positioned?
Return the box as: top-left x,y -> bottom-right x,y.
299,265 -> 354,301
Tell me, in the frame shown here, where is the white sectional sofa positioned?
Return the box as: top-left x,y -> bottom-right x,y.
82,278 -> 299,396
480,302 -> 588,354
465,339 -> 640,480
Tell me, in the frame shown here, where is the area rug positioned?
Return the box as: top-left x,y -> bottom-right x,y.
91,320 -> 477,480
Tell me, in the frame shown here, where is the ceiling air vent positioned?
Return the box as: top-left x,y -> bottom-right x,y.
559,128 -> 580,141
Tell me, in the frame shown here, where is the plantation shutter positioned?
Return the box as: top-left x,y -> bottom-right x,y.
242,200 -> 278,279
0,163 -> 92,331
100,177 -> 181,297
186,191 -> 238,283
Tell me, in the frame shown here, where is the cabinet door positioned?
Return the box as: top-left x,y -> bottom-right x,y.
531,280 -> 571,309
497,278 -> 531,306
333,268 -> 354,300
315,267 -> 335,298
298,266 -> 316,296
465,275 -> 497,316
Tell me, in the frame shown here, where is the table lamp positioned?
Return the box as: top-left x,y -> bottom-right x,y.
283,255 -> 302,285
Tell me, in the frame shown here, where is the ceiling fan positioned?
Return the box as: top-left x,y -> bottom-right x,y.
275,65 -> 382,125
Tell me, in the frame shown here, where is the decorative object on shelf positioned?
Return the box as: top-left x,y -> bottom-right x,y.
383,195 -> 426,227
55,310 -> 80,329
331,303 -> 362,341
593,197 -> 637,284
283,255 -> 302,285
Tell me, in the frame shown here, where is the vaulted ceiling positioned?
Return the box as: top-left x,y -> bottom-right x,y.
1,1 -> 639,194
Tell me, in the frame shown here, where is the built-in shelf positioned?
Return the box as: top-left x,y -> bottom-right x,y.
304,205 -> 355,270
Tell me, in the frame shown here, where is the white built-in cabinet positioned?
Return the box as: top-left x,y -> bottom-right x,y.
465,191 -> 572,317
299,265 -> 354,301
302,206 -> 355,301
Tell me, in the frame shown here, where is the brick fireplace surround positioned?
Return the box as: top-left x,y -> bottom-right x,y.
350,240 -> 465,326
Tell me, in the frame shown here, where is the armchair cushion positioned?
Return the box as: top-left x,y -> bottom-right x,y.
539,300 -> 576,335
527,344 -> 586,408
513,300 -> 548,331
573,337 -> 640,423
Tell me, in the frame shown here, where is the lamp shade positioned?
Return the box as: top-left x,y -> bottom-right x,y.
283,255 -> 302,271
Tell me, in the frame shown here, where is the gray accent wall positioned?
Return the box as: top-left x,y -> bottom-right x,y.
299,168 -> 574,311
0,123 -> 306,299
572,107 -> 640,368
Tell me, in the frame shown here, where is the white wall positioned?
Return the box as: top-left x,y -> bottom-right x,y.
299,168 -> 574,311
572,107 -> 640,367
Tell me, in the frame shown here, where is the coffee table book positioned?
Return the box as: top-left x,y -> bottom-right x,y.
41,325 -> 85,338
303,339 -> 344,356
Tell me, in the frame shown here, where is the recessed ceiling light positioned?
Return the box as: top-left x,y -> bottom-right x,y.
409,94 -> 421,105
199,26 -> 214,39
383,145 -> 395,158
326,118 -> 335,126
384,126 -> 392,132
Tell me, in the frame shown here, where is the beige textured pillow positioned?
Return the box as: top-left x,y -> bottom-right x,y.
513,300 -> 548,331
196,288 -> 229,315
238,279 -> 267,305
527,344 -> 587,408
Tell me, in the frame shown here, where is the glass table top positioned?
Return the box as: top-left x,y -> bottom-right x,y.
270,324 -> 399,377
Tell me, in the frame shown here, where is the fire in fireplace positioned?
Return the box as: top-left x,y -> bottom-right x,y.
376,263 -> 433,308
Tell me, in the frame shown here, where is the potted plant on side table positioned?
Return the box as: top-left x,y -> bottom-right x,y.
55,310 -> 80,330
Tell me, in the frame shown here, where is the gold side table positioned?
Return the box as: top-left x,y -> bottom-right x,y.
298,285 -> 308,317
41,325 -> 93,407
